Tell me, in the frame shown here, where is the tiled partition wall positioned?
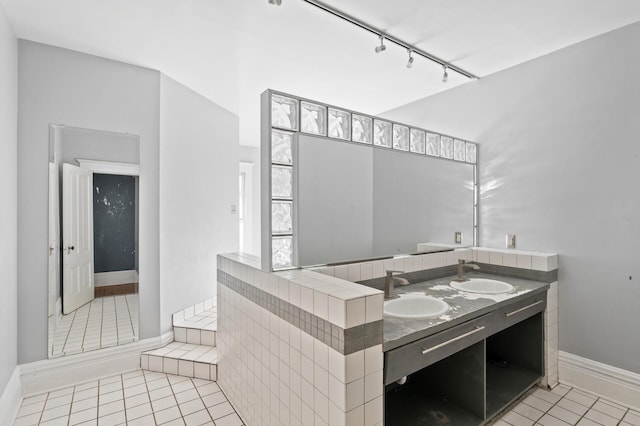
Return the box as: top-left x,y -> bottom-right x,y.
217,253 -> 386,426
217,247 -> 559,425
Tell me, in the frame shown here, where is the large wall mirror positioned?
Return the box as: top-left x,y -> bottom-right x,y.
297,134 -> 475,266
48,125 -> 140,358
261,90 -> 478,271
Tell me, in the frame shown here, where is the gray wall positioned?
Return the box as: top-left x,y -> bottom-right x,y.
0,3 -> 18,394
384,22 -> 640,374
159,74 -> 239,332
18,41 -> 161,363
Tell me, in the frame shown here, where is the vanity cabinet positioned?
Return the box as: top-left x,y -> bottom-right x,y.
384,292 -> 547,426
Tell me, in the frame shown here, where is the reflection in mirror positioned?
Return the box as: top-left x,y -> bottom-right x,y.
297,135 -> 475,266
48,125 -> 140,358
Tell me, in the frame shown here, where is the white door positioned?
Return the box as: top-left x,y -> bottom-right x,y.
62,163 -> 95,314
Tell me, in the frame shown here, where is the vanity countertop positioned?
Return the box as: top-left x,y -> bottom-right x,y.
383,272 -> 550,351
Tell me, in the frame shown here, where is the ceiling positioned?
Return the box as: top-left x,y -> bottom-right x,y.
3,0 -> 640,146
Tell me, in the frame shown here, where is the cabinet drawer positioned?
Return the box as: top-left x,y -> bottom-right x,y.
491,293 -> 547,334
384,314 -> 490,385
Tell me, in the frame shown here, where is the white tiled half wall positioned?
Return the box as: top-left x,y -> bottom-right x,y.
216,247 -> 559,426
217,254 -> 385,426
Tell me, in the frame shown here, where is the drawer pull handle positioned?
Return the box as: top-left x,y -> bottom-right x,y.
421,326 -> 485,355
505,300 -> 544,317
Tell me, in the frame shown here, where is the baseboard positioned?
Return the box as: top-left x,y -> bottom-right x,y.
20,331 -> 173,397
95,270 -> 139,286
95,282 -> 138,297
558,351 -> 640,411
0,367 -> 22,425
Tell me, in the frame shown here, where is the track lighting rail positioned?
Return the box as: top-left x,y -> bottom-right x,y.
300,0 -> 479,80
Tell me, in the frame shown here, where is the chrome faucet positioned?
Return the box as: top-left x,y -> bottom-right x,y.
385,270 -> 410,300
454,259 -> 480,282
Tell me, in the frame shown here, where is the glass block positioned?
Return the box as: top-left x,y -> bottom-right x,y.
300,101 -> 326,136
271,166 -> 292,199
410,129 -> 426,154
328,108 -> 351,140
454,139 -> 466,161
441,136 -> 454,159
373,119 -> 392,148
272,236 -> 293,269
393,124 -> 410,151
352,114 -> 372,144
272,130 -> 292,164
426,133 -> 441,157
271,94 -> 298,130
272,202 -> 293,234
466,142 -> 477,164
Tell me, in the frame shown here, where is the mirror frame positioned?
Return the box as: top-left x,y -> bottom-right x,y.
260,89 -> 479,272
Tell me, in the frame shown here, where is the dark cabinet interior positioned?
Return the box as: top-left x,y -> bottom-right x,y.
384,308 -> 545,426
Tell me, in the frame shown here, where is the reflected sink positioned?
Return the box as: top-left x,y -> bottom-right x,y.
450,278 -> 514,294
384,293 -> 450,319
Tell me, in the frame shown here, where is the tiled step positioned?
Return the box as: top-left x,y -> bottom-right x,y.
142,341 -> 218,381
173,306 -> 217,346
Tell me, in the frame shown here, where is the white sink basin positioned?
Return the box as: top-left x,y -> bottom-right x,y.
384,293 -> 450,319
450,278 -> 514,294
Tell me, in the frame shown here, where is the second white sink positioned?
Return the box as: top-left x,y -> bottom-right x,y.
450,278 -> 514,294
384,293 -> 450,319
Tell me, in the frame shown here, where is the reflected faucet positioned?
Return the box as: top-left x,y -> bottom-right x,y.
385,270 -> 410,300
454,259 -> 480,282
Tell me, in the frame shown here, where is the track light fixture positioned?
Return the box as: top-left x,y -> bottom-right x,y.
442,65 -> 449,83
295,0 -> 479,81
374,36 -> 386,53
406,49 -> 414,68
268,0 -> 282,5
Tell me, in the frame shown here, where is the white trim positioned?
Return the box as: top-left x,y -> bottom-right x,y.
94,270 -> 139,286
20,331 -> 173,397
76,158 -> 139,176
0,367 -> 22,426
558,351 -> 640,411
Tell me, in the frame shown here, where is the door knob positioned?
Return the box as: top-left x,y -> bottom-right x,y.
49,246 -> 54,255
66,245 -> 75,254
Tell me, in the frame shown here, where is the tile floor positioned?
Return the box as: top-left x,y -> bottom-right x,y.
492,384 -> 640,426
49,294 -> 139,358
13,369 -> 243,426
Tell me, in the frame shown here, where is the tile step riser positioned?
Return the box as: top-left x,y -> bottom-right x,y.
173,326 -> 216,346
141,353 -> 217,382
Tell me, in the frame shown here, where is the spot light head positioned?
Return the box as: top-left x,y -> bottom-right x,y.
375,36 -> 386,53
442,65 -> 449,83
268,0 -> 282,5
406,49 -> 414,68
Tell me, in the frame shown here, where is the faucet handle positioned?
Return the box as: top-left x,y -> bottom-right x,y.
386,270 -> 404,276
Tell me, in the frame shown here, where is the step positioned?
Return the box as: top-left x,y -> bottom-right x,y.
142,342 -> 218,381
173,306 -> 217,346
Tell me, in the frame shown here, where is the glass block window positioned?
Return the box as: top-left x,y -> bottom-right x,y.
272,202 -> 293,234
352,114 -> 372,144
300,101 -> 326,136
426,133 -> 441,157
328,108 -> 351,140
441,136 -> 454,159
410,129 -> 426,154
272,130 -> 293,165
454,139 -> 466,161
271,95 -> 298,130
393,124 -> 410,151
373,119 -> 392,148
272,236 -> 293,269
466,142 -> 477,164
272,166 -> 292,199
